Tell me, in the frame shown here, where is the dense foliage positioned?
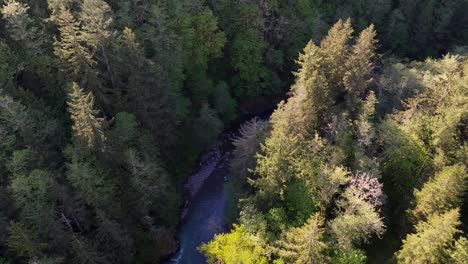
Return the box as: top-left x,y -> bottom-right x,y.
201,13 -> 467,264
0,0 -> 466,263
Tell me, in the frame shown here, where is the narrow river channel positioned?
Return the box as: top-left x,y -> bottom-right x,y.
166,112 -> 271,264
167,134 -> 235,263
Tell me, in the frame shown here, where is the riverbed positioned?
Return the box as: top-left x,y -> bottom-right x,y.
167,137 -> 234,263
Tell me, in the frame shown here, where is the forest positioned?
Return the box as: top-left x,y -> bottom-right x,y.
0,0 -> 466,263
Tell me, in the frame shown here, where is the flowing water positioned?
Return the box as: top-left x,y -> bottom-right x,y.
167,113 -> 271,264
167,137 -> 234,264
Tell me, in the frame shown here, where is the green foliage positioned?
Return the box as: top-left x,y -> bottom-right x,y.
284,180 -> 319,226
331,248 -> 367,264
192,104 -> 223,150
329,186 -> 385,251
380,119 -> 429,200
450,236 -> 468,264
320,18 -> 353,96
212,82 -> 236,124
275,213 -> 328,264
7,221 -> 48,259
199,224 -> 268,264
0,0 -> 466,263
396,209 -> 462,264
231,118 -> 264,183
344,24 -> 378,109
108,112 -> 138,147
50,3 -> 97,86
1,0 -> 43,55
9,169 -> 53,208
66,154 -> 115,210
0,41 -> 15,89
67,83 -> 105,148
232,27 -> 268,97
411,164 -> 467,221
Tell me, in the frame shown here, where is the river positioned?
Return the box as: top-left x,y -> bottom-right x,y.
167,132 -> 235,264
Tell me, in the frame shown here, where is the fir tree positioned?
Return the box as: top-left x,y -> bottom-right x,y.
50,3 -> 100,97
450,236 -> 468,264
319,18 -> 353,97
396,209 -> 462,264
344,24 -> 378,110
410,164 -> 467,221
275,213 -> 328,264
80,0 -> 116,90
1,0 -> 43,54
67,82 -> 105,148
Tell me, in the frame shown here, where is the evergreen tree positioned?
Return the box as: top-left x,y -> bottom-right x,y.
116,27 -> 177,144
1,0 -> 43,54
410,164 -> 467,221
396,209 -> 462,264
329,185 -> 385,251
67,82 -> 105,148
49,3 -> 101,98
294,40 -> 331,132
6,222 -> 47,259
275,213 -> 328,264
80,0 -> 116,90
319,18 -> 353,98
344,24 -> 378,109
231,118 -> 265,182
450,236 -> 468,264
355,91 -> 377,148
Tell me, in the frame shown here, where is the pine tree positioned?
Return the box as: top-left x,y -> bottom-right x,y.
410,165 -> 467,221
396,209 -> 462,264
344,24 -> 378,109
293,40 -> 332,132
67,82 -> 105,148
126,148 -> 169,212
1,0 -> 43,54
450,236 -> 468,264
116,27 -> 177,144
355,91 -> 377,147
253,100 -> 303,204
80,0 -> 116,90
6,221 -> 47,258
231,118 -> 265,183
319,18 -> 353,97
66,154 -> 115,210
276,213 -> 328,264
50,4 -> 100,94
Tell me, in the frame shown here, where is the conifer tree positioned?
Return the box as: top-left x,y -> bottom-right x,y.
1,0 -> 43,54
329,185 -> 385,251
319,18 -> 353,97
355,91 -> 377,147
276,213 -> 328,264
6,221 -> 47,259
450,237 -> 468,264
80,0 -> 116,90
116,27 -> 177,144
396,209 -> 462,264
344,24 -> 378,109
294,40 -> 331,132
126,148 -> 169,212
410,164 -> 467,221
67,82 -> 105,148
49,3 -> 100,96
231,118 -> 265,183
